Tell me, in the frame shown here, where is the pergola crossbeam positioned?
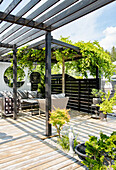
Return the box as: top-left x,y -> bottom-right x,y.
51,0 -> 115,30
45,0 -> 97,28
51,39 -> 80,52
0,0 -> 42,34
0,0 -> 23,24
35,0 -> 79,26
0,0 -> 59,41
0,42 -> 13,48
0,12 -> 49,31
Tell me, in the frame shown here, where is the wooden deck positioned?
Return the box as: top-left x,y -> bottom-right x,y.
0,111 -> 116,170
0,113 -> 83,170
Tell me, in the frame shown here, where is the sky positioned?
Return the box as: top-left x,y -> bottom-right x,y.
0,0 -> 116,52
52,1 -> 116,52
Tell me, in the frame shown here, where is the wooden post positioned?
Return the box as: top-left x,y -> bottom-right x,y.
45,31 -> 52,136
96,66 -> 101,90
96,66 -> 99,79
13,44 -> 17,120
62,57 -> 65,93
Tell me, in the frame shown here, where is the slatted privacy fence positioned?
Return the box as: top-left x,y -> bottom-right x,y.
51,74 -> 101,113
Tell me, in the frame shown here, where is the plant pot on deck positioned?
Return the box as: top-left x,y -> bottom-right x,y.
99,111 -> 107,120
93,97 -> 101,105
75,143 -> 87,160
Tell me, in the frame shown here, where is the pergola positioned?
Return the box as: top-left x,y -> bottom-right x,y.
0,0 -> 115,136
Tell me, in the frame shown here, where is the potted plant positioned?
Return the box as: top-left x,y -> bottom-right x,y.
75,132 -> 116,169
91,89 -> 104,105
81,132 -> 116,169
97,91 -> 116,120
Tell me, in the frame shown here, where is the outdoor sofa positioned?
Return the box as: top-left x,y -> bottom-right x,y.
0,90 -> 42,117
37,93 -> 69,115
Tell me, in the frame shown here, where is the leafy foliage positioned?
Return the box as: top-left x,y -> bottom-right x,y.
74,41 -> 115,80
91,88 -> 105,98
49,108 -> 70,138
82,132 -> 116,169
34,64 -> 45,97
58,133 -> 78,151
4,66 -> 25,87
97,91 -> 116,114
8,37 -> 115,82
110,46 -> 116,62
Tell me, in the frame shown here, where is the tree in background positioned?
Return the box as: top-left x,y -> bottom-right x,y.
110,46 -> 116,62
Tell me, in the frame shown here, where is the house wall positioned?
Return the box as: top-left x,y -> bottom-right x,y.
0,62 -> 31,92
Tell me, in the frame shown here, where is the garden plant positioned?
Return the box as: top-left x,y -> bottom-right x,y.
82,132 -> 116,169
49,108 -> 70,138
97,91 -> 116,115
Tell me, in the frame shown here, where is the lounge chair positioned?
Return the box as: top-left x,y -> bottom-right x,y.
37,93 -> 69,115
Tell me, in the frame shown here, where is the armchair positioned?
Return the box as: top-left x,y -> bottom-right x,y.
37,95 -> 69,115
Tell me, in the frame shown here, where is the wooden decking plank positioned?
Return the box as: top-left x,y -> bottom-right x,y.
0,143 -> 53,164
20,116 -> 46,124
0,146 -> 55,169
0,140 -> 43,158
58,161 -> 82,170
16,119 -> 45,130
0,143 -> 45,161
0,135 -> 37,148
19,151 -> 66,170
44,157 -> 78,170
1,150 -> 62,170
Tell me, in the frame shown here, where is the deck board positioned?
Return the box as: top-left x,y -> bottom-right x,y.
0,113 -> 82,170
0,112 -> 116,170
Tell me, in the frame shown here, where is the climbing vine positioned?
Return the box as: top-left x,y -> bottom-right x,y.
74,40 -> 115,80
8,37 -> 115,81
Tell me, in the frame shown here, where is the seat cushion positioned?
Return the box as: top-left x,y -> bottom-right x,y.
51,93 -> 65,99
18,90 -> 28,99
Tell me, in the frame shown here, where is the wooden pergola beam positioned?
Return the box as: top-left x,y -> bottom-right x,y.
0,0 -> 59,41
45,0 -> 97,28
0,0 -> 41,34
52,39 -> 80,52
0,0 -> 22,24
0,42 -> 13,48
0,12 -> 49,31
35,0 -> 79,26
0,30 -> 45,56
51,0 -> 115,30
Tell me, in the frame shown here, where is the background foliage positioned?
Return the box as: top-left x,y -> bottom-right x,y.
8,37 -> 115,85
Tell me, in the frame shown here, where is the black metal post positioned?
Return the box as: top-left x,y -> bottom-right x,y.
13,44 -> 17,120
96,66 -> 101,90
45,31 -> 52,136
96,66 -> 99,79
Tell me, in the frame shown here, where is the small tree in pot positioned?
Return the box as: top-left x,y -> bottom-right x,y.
91,89 -> 105,105
49,108 -> 70,138
97,91 -> 116,120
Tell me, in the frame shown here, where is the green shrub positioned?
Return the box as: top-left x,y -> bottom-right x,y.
57,133 -> 78,151
82,132 -> 116,169
97,91 -> 116,114
49,108 -> 70,138
91,88 -> 105,98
